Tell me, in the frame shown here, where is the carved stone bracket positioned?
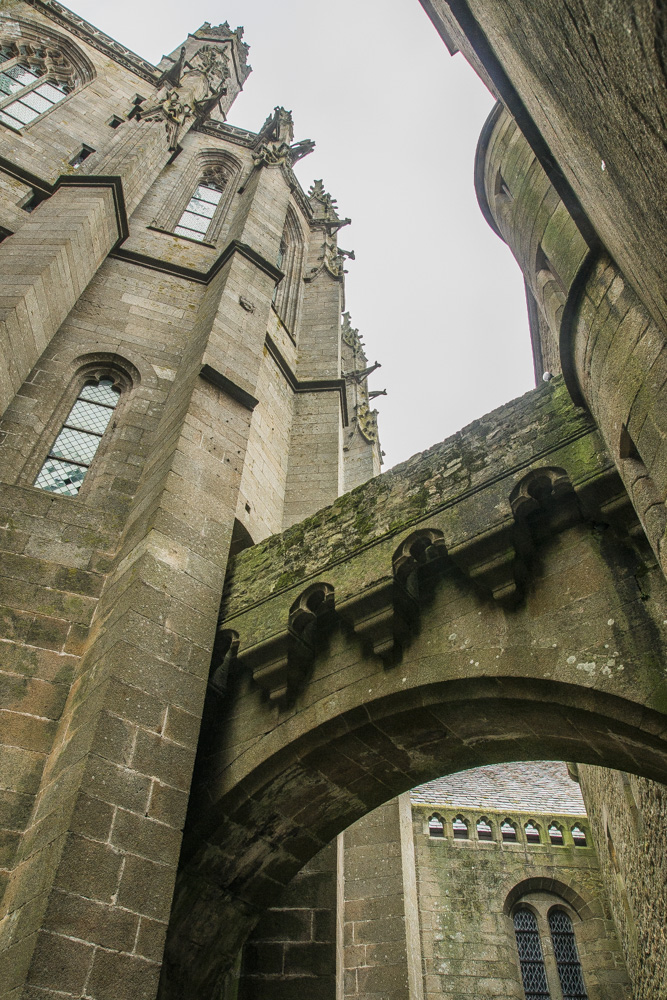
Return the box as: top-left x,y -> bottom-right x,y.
449,524 -> 520,605
235,583 -> 335,705
337,580 -> 416,662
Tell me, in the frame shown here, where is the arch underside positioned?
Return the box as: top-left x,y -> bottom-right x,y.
161,612 -> 667,995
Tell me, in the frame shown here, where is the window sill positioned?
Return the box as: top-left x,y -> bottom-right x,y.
147,224 -> 217,249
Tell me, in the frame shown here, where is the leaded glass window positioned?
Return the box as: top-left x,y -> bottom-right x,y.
35,378 -> 120,495
549,910 -> 588,999
0,50 -> 69,130
174,183 -> 223,241
513,909 -> 550,1000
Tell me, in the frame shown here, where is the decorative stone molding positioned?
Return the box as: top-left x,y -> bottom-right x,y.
23,0 -> 159,84
252,106 -> 315,168
0,14 -> 96,92
137,42 -> 232,149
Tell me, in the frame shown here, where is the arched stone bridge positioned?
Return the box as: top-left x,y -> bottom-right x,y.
160,378 -> 667,998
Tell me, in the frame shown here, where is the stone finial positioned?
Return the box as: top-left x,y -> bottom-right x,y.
193,22 -> 251,81
308,179 -> 340,221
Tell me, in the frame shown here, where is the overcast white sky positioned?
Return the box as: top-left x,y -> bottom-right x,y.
66,0 -> 534,469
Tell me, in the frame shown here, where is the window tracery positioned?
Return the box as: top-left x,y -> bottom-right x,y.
428,814 -> 444,837
0,29 -> 91,130
34,377 -> 120,496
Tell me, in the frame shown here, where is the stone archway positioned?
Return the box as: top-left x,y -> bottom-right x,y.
158,382 -> 667,997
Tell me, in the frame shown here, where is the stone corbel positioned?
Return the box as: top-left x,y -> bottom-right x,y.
337,579 -> 416,662
449,524 -> 520,605
238,630 -> 312,705
237,582 -> 335,705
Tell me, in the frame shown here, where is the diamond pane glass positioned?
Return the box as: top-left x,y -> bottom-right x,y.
194,184 -> 222,204
514,910 -> 550,1000
187,196 -> 216,218
35,81 -> 67,103
79,380 -> 120,407
51,426 -> 100,465
549,911 -> 587,999
5,64 -> 40,85
1,100 -> 39,124
0,70 -> 25,95
35,458 -> 87,496
178,210 -> 210,234
19,90 -> 52,114
67,399 -> 113,435
0,109 -> 23,128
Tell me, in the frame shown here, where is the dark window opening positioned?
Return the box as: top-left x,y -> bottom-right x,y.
108,115 -> 124,128
514,909 -> 550,1000
501,821 -> 517,842
549,824 -> 564,845
452,816 -> 469,839
525,823 -> 541,844
476,818 -> 493,840
21,190 -> 47,213
428,815 -> 444,838
571,825 -> 587,847
70,144 -> 94,168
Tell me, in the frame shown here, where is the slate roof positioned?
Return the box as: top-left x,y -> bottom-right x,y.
410,761 -> 586,815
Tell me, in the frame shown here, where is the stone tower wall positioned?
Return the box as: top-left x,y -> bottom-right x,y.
0,3 -> 379,996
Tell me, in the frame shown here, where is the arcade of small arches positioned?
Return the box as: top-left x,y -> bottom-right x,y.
426,812 -> 588,847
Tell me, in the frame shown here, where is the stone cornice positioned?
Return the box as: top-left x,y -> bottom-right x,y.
265,332 -> 349,426
22,0 -> 160,84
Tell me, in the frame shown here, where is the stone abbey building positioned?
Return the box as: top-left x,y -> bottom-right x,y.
0,1 -> 665,999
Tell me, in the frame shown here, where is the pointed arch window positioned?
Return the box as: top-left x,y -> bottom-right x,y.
174,181 -> 224,242
548,910 -> 587,999
0,42 -> 74,130
428,814 -> 444,838
513,909 -> 550,1000
273,206 -> 304,334
35,378 -> 120,496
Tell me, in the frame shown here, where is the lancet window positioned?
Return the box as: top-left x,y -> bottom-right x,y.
548,910 -> 587,999
0,41 -> 76,130
513,909 -> 550,1000
428,814 -> 444,837
34,378 -> 120,496
174,181 -> 224,242
272,206 -> 304,334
